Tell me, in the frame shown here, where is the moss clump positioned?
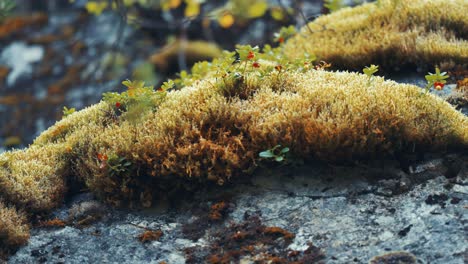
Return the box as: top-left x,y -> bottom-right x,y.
5,68 -> 467,210
149,40 -> 223,73
283,0 -> 468,70
0,144 -> 67,212
0,201 -> 29,256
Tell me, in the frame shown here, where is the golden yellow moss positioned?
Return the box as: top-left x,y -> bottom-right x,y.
4,69 -> 464,209
283,0 -> 468,70
149,40 -> 223,73
0,68 -> 467,251
0,201 -> 29,253
0,144 -> 67,212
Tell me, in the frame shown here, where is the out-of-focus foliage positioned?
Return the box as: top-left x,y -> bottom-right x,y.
84,0 -> 290,29
149,40 -> 223,73
273,25 -> 296,43
324,0 -> 344,13
85,1 -> 107,15
0,0 -> 15,21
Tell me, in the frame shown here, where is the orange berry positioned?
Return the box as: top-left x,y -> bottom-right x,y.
434,82 -> 445,90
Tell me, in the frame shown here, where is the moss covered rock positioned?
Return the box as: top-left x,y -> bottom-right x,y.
284,0 -> 468,70
1,2 -> 468,253
2,69 -> 467,211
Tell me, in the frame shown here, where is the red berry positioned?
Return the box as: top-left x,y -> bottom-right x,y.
97,153 -> 108,161
247,51 -> 255,60
278,37 -> 284,43
115,102 -> 121,108
434,82 -> 445,90
252,62 -> 260,68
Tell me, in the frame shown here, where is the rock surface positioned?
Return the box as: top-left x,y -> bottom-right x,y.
9,153 -> 468,263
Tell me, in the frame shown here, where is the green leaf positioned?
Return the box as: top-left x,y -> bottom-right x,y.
363,64 -> 379,77
248,1 -> 268,18
259,150 -> 275,158
275,156 -> 284,162
62,106 -> 76,118
236,45 -> 259,61
280,147 -> 289,154
324,0 -> 344,13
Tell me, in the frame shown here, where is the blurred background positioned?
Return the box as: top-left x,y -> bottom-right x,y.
0,0 -> 361,150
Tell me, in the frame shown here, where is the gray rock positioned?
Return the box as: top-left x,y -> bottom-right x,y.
0,42 -> 44,86
9,155 -> 467,263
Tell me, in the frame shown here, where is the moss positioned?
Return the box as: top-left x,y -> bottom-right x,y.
0,144 -> 67,212
369,251 -> 417,264
283,0 -> 468,70
1,67 -> 468,246
149,40 -> 223,73
5,69 -> 466,209
137,229 -> 163,243
1,9 -> 468,251
0,201 -> 29,255
2,136 -> 22,148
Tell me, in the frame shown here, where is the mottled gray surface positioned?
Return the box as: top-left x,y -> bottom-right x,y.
9,154 -> 468,263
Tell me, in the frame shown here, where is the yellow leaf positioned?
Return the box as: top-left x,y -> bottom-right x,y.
218,12 -> 235,28
123,0 -> 135,6
85,1 -> 108,15
248,1 -> 268,18
184,3 -> 200,17
270,7 -> 285,21
170,0 -> 182,9
161,0 -> 181,11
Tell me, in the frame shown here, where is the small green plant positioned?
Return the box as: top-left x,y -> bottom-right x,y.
363,64 -> 379,85
158,43 -> 320,97
324,0 -> 344,13
103,79 -> 168,124
62,106 -> 76,118
107,154 -> 132,177
259,145 -> 290,162
0,0 -> 15,21
236,45 -> 260,75
363,64 -> 379,77
425,67 -> 449,91
274,25 -> 297,44
97,153 -> 132,177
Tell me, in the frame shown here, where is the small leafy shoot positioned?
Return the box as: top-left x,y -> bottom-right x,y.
363,64 -> 379,86
274,25 -> 296,44
62,106 -> 76,118
324,0 -> 344,13
425,67 -> 449,91
363,64 -> 379,77
0,0 -> 15,21
259,145 -> 290,162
